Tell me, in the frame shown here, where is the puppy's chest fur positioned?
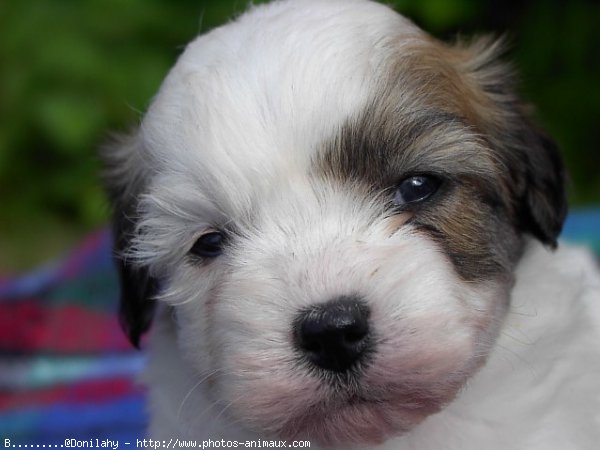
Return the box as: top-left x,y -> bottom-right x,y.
143,243 -> 600,450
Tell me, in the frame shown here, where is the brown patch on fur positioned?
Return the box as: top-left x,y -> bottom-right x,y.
315,33 -> 566,281
385,37 -> 494,131
395,36 -> 567,245
411,178 -> 522,280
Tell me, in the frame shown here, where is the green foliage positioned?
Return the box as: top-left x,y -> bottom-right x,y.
0,0 -> 598,269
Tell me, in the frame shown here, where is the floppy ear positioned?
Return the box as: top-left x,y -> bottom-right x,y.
510,118 -> 567,248
112,205 -> 158,348
101,133 -> 158,348
459,37 -> 568,247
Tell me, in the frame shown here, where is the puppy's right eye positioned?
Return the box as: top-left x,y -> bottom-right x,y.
393,175 -> 441,206
190,231 -> 224,258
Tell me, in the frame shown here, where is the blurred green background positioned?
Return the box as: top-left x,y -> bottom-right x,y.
1,0 -> 598,271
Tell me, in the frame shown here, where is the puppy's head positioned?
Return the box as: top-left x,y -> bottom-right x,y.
103,0 -> 566,445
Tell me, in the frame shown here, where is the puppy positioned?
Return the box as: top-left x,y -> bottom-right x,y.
102,0 -> 600,448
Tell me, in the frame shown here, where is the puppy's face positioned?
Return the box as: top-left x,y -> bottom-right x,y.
103,0 -> 565,446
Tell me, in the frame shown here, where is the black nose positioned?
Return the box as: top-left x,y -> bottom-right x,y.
293,296 -> 372,373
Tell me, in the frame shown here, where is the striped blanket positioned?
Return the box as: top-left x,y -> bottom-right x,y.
0,230 -> 146,445
1,210 -> 598,445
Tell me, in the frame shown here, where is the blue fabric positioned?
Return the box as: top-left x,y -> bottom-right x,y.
562,208 -> 600,253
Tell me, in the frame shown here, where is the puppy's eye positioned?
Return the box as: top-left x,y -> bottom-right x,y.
190,231 -> 224,258
393,175 -> 441,206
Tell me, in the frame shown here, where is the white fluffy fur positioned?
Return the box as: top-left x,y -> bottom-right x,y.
112,1 -> 600,448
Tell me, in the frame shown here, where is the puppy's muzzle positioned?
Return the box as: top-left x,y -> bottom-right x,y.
293,296 -> 372,372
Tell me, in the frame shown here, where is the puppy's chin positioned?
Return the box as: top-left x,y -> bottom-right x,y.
230,383 -> 461,446
218,343 -> 488,446
272,397 -> 435,446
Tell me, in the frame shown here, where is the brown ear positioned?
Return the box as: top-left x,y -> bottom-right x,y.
510,119 -> 567,248
101,133 -> 157,348
458,37 -> 568,247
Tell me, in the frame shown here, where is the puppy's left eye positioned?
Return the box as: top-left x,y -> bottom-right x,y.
190,231 -> 224,258
393,175 -> 441,206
